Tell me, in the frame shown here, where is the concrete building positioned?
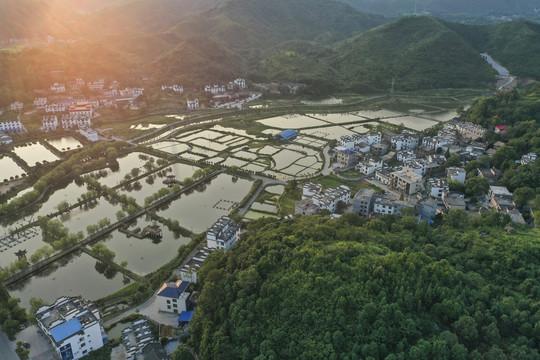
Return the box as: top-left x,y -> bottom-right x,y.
356,154 -> 383,175
417,198 -> 438,220
121,319 -> 167,360
77,128 -> 99,142
207,216 -> 240,251
36,297 -> 107,360
45,103 -> 67,113
427,178 -> 449,198
204,84 -> 226,94
8,101 -> 23,112
50,83 -> 66,93
187,99 -> 199,111
454,121 -> 486,140
353,188 -> 376,216
297,183 -> 351,214
371,142 -> 388,156
234,78 -> 247,89
442,191 -> 466,211
162,84 -> 184,93
390,132 -> 420,151
521,152 -> 537,165
373,196 -> 409,215
446,167 -> 466,184
179,246 -> 215,284
335,147 -> 359,168
69,102 -> 93,118
390,170 -> 424,195
34,97 -> 48,107
157,280 -> 190,314
0,119 -> 23,132
397,150 -> 416,163
375,168 -> 392,185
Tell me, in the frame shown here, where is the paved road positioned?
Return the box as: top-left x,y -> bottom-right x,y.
0,330 -> 18,360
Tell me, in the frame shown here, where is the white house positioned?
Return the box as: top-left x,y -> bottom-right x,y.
46,104 -> 67,113
0,119 -> 23,132
42,115 -> 59,131
207,216 -> 240,250
50,83 -> 66,93
204,84 -> 226,94
35,297 -> 106,360
8,102 -> 23,112
234,78 -> 247,89
356,154 -> 383,175
427,178 -> 449,198
156,280 -> 190,314
397,150 -> 416,163
187,99 -> 199,111
69,102 -> 93,118
446,167 -> 466,184
162,85 -> 184,93
179,246 -> 214,284
390,132 -> 419,151
521,152 -> 537,165
373,196 -> 409,215
34,98 -> 48,107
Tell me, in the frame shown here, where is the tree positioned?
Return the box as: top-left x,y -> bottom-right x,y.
116,210 -> 127,222
91,243 -> 116,262
443,209 -> 468,228
335,200 -> 346,214
464,176 -> 489,199
492,146 -> 518,170
56,200 -> 70,213
513,187 -> 535,207
445,156 -> 461,168
172,345 -> 195,360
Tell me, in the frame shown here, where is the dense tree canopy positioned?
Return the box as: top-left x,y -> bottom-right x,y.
190,215 -> 540,359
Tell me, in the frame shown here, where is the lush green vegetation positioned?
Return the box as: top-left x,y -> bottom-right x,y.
190,214 -> 540,359
0,283 -> 27,340
462,84 -> 540,224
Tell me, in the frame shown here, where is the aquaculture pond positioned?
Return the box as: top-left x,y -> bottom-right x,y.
13,143 -> 60,166
0,156 -> 26,180
8,250 -> 128,308
157,174 -> 252,233
46,136 -> 84,152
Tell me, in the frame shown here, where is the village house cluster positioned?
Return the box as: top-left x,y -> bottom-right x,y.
294,119 -> 531,225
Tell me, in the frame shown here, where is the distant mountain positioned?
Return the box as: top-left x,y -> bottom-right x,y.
337,0 -> 540,19
79,0 -> 225,36
0,0 -> 77,40
330,16 -> 495,92
167,0 -> 385,56
43,0 -> 134,14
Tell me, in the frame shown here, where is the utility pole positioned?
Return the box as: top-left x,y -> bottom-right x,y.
390,78 -> 395,94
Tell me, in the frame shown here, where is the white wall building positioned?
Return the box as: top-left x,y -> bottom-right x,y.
356,155 -> 383,175
373,196 -> 409,215
234,78 -> 247,89
0,119 -> 23,132
390,132 -> 419,151
427,178 -> 449,198
187,99 -> 199,111
521,152 -> 537,165
446,167 -> 466,184
397,150 -> 416,163
50,83 -> 66,93
35,297 -> 106,360
156,280 -> 190,314
204,84 -> 226,94
8,102 -> 23,112
207,216 -> 240,251
78,128 -> 99,142
162,85 -> 184,93
34,98 -> 48,107
45,104 -> 67,113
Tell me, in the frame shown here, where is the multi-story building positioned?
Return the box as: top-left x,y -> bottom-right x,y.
296,183 -> 351,214
42,115 -> 59,131
442,191 -> 466,211
340,133 -> 381,149
162,85 -> 184,93
121,319 -> 167,360
390,170 -> 424,195
521,152 -> 537,165
390,132 -> 420,151
375,168 -> 392,185
335,147 -> 359,168
427,178 -> 449,198
156,280 -> 190,314
61,113 -> 92,130
69,102 -> 93,118
234,78 -> 247,89
371,142 -> 388,156
204,84 -> 226,94
353,188 -> 376,216
179,246 -> 215,284
7,102 -> 23,112
187,99 -> 199,111
373,196 -> 409,215
78,128 -> 99,142
446,167 -> 466,184
50,83 -> 66,93
35,297 -> 107,360
45,104 -> 67,113
454,121 -> 486,140
397,150 -> 416,163
356,154 -> 383,175
422,130 -> 456,151
207,216 -> 240,251
0,119 -> 23,132
34,98 -> 48,107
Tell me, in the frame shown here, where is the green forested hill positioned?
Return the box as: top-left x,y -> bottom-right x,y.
337,0 -> 540,18
190,214 -> 540,359
446,21 -> 540,79
330,16 -> 495,92
167,0 -> 385,56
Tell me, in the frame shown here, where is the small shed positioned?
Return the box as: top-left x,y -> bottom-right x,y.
275,129 -> 298,141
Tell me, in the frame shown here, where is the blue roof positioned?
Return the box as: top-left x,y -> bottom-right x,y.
339,149 -> 356,155
178,311 -> 194,322
50,318 -> 82,343
276,129 -> 298,140
157,281 -> 190,299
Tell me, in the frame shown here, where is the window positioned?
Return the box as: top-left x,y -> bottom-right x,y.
81,343 -> 86,348
167,305 -> 171,309
82,350 -> 87,355
167,300 -> 170,304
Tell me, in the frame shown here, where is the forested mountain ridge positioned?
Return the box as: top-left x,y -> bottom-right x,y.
190,214 -> 540,359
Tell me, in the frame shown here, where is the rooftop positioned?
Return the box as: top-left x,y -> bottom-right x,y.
157,280 -> 190,299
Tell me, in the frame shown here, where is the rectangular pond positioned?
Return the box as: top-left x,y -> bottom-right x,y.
257,115 -> 330,129
157,174 -> 252,233
0,156 -> 26,180
13,143 -> 60,166
381,116 -> 438,131
46,137 -> 84,152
